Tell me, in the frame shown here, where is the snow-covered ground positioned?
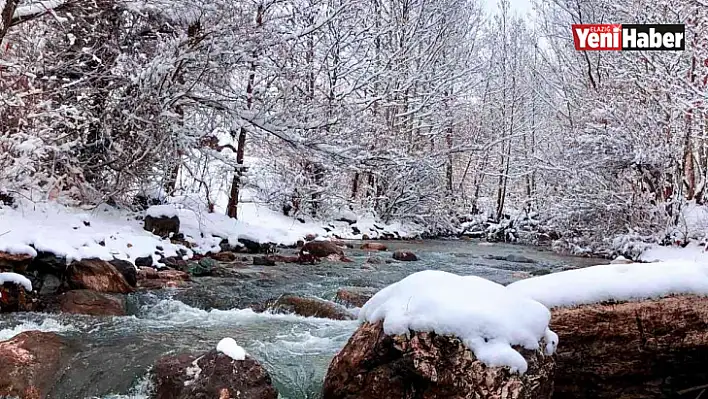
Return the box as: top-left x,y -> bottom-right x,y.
0,191 -> 421,264
360,270 -> 557,374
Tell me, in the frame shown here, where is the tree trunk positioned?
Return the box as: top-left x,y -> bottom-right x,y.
551,295 -> 708,399
226,126 -> 247,219
0,0 -> 18,41
225,4 -> 262,219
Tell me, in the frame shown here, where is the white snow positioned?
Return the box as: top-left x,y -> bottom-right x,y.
507,260 -> 708,308
639,242 -> 707,264
216,337 -> 246,360
0,201 -> 188,264
359,270 -> 555,374
0,272 -> 32,291
145,205 -> 178,218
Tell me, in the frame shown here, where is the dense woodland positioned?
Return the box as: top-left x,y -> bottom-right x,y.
0,0 -> 707,252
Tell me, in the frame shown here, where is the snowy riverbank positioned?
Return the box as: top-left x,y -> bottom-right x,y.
0,197 -> 423,265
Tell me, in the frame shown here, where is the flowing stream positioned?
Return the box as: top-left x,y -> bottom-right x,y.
0,240 -> 606,399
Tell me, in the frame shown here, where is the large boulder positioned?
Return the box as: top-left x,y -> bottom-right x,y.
108,259 -> 137,287
67,259 -> 134,293
264,294 -> 354,320
144,215 -> 180,238
153,350 -> 278,399
551,295 -> 708,399
300,241 -> 344,258
57,289 -> 126,316
323,321 -> 554,399
0,331 -> 72,399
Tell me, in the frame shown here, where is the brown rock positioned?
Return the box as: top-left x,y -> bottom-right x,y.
392,250 -> 418,261
305,233 -> 318,242
335,287 -> 377,308
108,259 -> 138,287
67,259 -> 134,293
0,251 -> 33,272
360,243 -> 387,251
0,279 -> 36,312
300,241 -> 344,258
323,321 -> 554,399
362,234 -> 370,240
144,215 -> 180,238
551,295 -> 708,399
57,289 -> 126,316
0,331 -> 72,399
153,350 -> 278,399
265,294 -> 354,320
137,267 -> 190,289
210,252 -> 238,262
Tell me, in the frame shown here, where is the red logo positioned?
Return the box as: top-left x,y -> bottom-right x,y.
572,24 -> 622,51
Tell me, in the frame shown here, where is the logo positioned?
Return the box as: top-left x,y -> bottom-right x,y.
572,24 -> 685,51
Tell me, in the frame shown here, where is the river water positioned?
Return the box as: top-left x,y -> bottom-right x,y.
0,240 -> 606,399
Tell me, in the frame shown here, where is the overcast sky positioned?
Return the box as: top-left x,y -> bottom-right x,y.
484,0 -> 534,18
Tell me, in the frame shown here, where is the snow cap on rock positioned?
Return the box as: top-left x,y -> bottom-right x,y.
359,270 -> 555,374
216,337 -> 246,361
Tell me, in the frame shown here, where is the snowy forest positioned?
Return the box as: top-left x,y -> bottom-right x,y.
1,0 -> 708,255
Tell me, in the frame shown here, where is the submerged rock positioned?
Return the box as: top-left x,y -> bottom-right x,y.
144,215 -> 180,238
153,350 -> 278,399
360,243 -> 387,251
209,251 -> 238,262
300,241 -> 344,258
323,321 -> 554,399
56,289 -> 126,316
485,254 -> 537,264
264,294 -> 354,320
335,287 -> 377,308
137,267 -> 190,289
253,256 -> 276,266
67,259 -> 134,294
0,331 -> 72,399
392,250 -> 418,261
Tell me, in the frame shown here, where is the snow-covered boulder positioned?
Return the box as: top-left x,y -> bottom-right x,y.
0,331 -> 72,398
153,349 -> 278,399
507,261 -> 708,399
0,272 -> 36,312
323,271 -> 557,399
551,295 -> 708,399
144,205 -> 180,238
0,250 -> 34,271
